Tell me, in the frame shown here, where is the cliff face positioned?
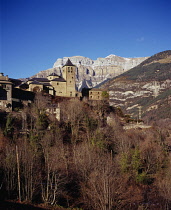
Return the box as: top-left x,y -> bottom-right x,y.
32,55 -> 148,90
53,55 -> 147,70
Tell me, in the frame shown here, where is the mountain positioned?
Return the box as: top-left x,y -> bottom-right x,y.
101,50 -> 171,123
32,55 -> 148,90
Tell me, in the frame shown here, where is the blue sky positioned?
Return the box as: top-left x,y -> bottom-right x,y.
1,0 -> 171,79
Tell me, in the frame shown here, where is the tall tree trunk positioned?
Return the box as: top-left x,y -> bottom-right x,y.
16,145 -> 21,202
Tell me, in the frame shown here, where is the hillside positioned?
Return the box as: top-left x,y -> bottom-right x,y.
101,50 -> 171,123
1,95 -> 171,209
118,50 -> 171,81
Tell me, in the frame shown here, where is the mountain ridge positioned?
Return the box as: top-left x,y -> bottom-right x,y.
101,50 -> 171,123
32,54 -> 148,90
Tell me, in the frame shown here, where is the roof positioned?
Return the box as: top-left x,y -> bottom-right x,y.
0,80 -> 13,84
28,78 -> 49,82
48,73 -> 58,77
90,88 -> 103,92
43,82 -> 52,86
51,77 -> 66,82
12,88 -> 35,101
30,81 -> 43,85
63,59 -> 75,67
9,78 -> 22,87
17,83 -> 29,89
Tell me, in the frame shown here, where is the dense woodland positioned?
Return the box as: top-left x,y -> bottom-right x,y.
0,93 -> 171,209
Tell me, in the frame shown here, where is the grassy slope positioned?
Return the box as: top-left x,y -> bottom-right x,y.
115,50 -> 171,81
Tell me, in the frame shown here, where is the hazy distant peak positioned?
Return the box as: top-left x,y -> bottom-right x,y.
124,57 -> 131,61
105,54 -> 117,58
106,54 -> 132,61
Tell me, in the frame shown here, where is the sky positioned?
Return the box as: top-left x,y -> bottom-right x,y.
1,0 -> 171,79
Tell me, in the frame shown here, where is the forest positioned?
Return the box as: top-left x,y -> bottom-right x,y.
0,93 -> 171,210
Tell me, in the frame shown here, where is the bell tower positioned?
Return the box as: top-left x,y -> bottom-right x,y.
62,59 -> 76,97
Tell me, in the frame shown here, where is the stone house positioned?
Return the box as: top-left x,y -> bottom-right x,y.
46,104 -> 60,121
0,73 -> 34,112
89,88 -> 109,101
0,73 -> 13,111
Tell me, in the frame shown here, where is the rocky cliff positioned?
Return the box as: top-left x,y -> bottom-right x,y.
32,55 -> 148,90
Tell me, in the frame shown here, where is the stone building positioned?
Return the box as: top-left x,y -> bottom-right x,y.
0,73 -> 13,111
0,59 -> 82,112
89,88 -> 109,101
27,59 -> 81,98
46,104 -> 60,121
0,73 -> 34,112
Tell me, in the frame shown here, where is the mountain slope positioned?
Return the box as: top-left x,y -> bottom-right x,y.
116,50 -> 171,81
101,50 -> 171,123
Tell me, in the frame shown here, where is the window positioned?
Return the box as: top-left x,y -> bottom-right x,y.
6,85 -> 10,90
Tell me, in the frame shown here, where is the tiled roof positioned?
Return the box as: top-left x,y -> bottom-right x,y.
9,78 -> 22,87
0,80 -> 12,84
48,73 -> 58,76
43,82 -> 52,86
30,81 -> 43,85
51,77 -> 66,82
29,78 -> 49,82
12,88 -> 35,100
17,83 -> 29,89
63,59 -> 75,67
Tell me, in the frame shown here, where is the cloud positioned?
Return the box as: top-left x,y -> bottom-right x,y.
136,37 -> 145,42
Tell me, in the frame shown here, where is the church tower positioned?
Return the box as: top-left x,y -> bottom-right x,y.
62,59 -> 77,97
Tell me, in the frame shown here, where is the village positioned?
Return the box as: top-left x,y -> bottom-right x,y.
1,59 -> 171,209
0,59 -> 109,121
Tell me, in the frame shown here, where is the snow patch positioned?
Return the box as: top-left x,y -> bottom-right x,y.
105,54 -> 116,58
124,57 -> 131,61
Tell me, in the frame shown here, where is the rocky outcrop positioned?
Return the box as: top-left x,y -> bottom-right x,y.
32,55 -> 148,90
54,56 -> 94,67
108,78 -> 171,121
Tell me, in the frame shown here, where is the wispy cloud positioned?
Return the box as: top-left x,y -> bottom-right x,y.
136,37 -> 145,42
